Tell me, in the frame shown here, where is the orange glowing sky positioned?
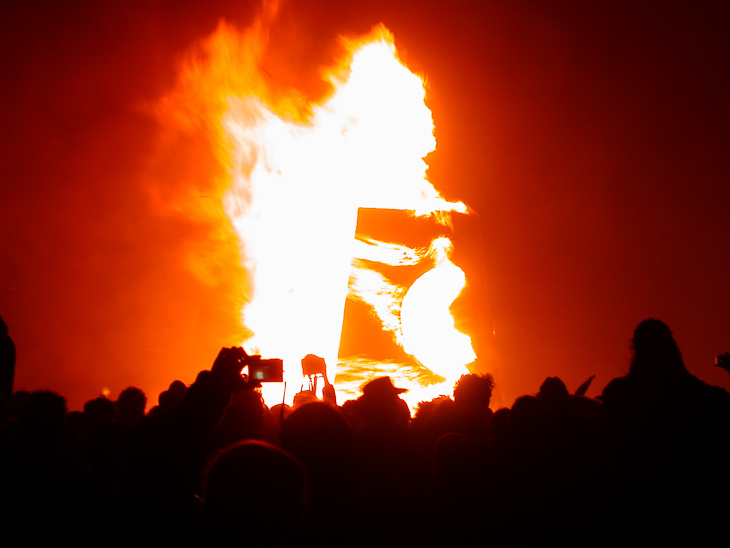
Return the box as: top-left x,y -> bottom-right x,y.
2,0 -> 729,411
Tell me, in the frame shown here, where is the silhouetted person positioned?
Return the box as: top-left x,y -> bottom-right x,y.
602,319 -> 730,451
601,319 -> 730,541
80,396 -> 124,494
280,402 -> 372,541
411,395 -> 453,456
535,376 -> 614,541
452,372 -> 494,449
488,407 -> 510,443
0,316 -> 15,403
119,348 -> 250,543
2,390 -> 86,539
418,374 -> 494,468
343,377 -> 416,541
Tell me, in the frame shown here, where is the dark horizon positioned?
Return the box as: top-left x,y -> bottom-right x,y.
2,0 -> 729,411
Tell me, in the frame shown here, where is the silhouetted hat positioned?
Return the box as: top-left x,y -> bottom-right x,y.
362,376 -> 408,398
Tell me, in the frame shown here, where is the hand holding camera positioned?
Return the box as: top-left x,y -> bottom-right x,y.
715,353 -> 730,375
212,346 -> 284,389
212,346 -> 251,391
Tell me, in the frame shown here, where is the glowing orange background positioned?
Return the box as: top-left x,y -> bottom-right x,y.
2,1 -> 729,411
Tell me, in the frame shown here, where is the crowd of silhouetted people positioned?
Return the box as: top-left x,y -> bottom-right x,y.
1,316 -> 729,545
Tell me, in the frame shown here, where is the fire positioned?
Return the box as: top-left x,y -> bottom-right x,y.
400,237 -> 477,378
161,19 -> 475,409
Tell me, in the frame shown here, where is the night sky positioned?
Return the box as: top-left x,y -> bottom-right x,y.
2,0 -> 729,411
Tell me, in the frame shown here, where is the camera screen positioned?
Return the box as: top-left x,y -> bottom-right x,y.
248,358 -> 284,383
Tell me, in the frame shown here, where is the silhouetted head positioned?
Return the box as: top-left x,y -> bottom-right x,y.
293,389 -> 319,409
158,380 -> 186,412
20,390 -> 67,445
356,376 -> 411,426
214,388 -> 265,444
83,396 -> 116,430
270,403 -> 292,424
490,407 -> 511,441
510,395 -> 547,442
116,386 -> 147,429
117,386 -> 147,413
280,402 -> 356,487
203,440 -> 305,542
453,373 -> 494,421
538,377 -> 569,409
632,319 -> 674,351
414,395 -> 454,423
629,319 -> 686,378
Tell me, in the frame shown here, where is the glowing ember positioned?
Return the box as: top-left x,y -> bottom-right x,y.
162,20 -> 475,407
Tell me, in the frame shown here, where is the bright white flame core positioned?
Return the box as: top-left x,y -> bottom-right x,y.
223,31 -> 474,405
400,237 -> 477,378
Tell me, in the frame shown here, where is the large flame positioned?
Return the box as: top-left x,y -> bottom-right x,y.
161,20 -> 475,408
